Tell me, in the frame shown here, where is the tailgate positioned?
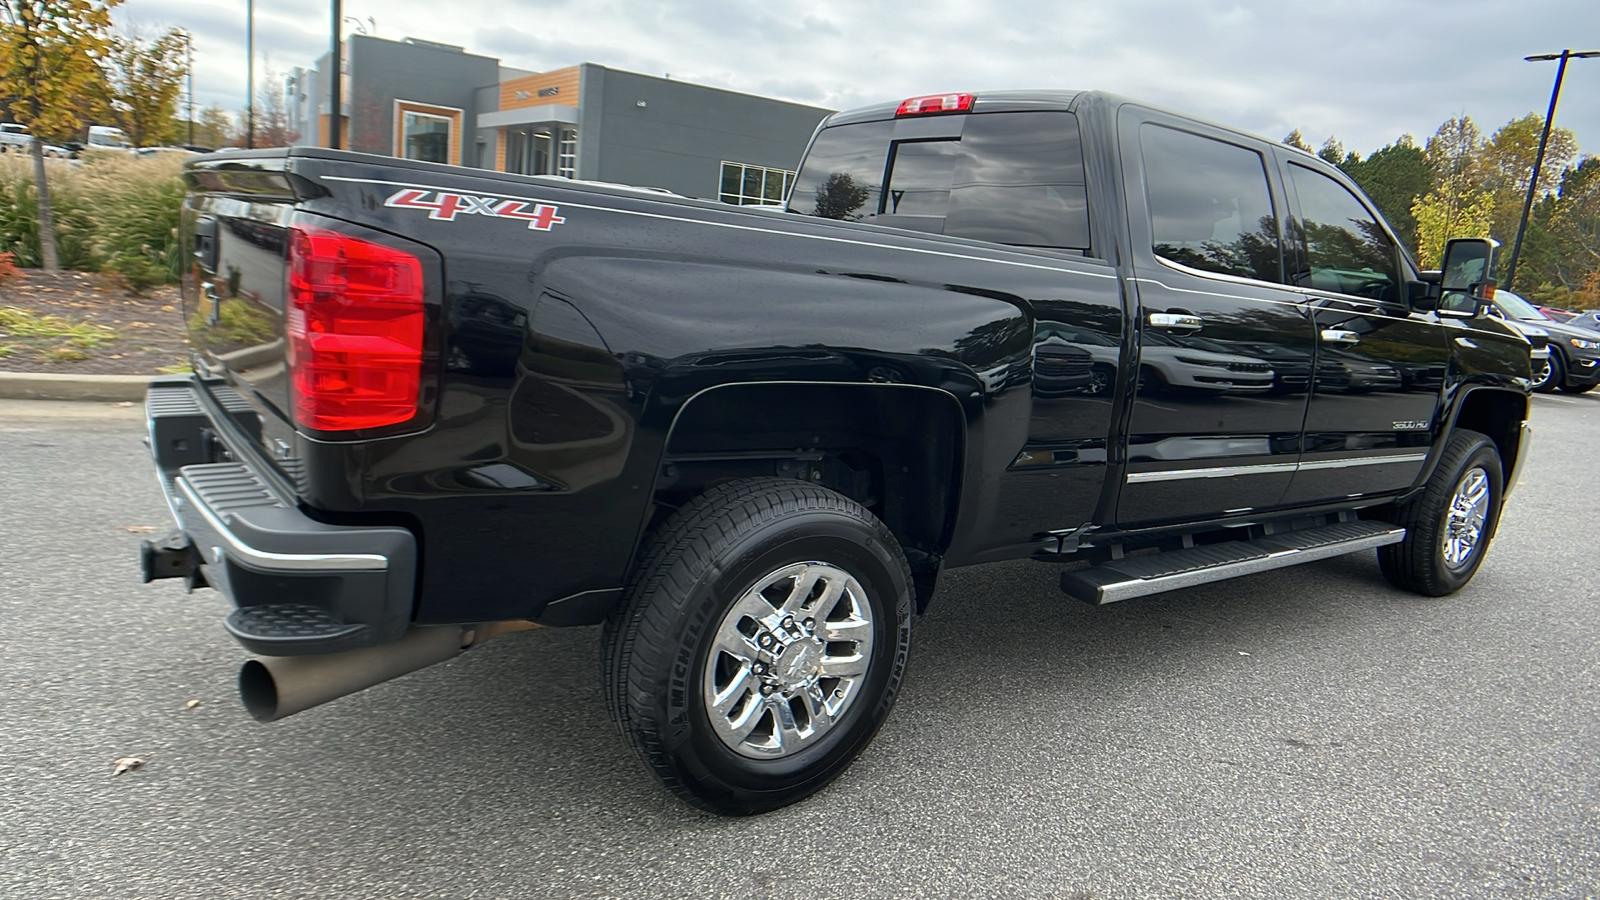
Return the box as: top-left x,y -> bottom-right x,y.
181,151 -> 442,484
181,156 -> 297,473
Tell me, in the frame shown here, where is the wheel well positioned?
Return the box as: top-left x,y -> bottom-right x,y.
1452,388 -> 1527,476
654,383 -> 965,609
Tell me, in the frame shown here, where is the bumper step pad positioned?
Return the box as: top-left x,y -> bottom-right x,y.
226,604 -> 368,647
1060,520 -> 1405,604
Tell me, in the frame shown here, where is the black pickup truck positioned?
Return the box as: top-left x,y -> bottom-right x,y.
142,90 -> 1532,814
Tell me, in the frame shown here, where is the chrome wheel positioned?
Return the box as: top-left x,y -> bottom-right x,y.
703,561 -> 875,759
1531,358 -> 1554,390
1443,467 -> 1490,569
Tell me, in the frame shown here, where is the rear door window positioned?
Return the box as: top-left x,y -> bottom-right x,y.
792,112 -> 1090,250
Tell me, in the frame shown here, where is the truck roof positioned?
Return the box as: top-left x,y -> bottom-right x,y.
821,89 -> 1295,154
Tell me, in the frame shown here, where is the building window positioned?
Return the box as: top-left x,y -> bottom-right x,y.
393,100 -> 463,166
557,128 -> 578,179
720,162 -> 794,206
402,111 -> 451,163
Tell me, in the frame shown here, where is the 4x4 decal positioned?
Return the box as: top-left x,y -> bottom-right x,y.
385,188 -> 567,231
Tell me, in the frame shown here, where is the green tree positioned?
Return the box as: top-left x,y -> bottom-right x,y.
1318,137 -> 1349,166
1338,136 -> 1432,257
812,172 -> 871,220
0,0 -> 121,271
1413,186 -> 1495,268
105,26 -> 187,147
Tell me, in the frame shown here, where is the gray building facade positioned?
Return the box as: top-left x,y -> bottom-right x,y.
287,37 -> 831,204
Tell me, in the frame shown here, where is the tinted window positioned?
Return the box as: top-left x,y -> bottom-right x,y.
1288,164 -> 1402,301
1141,125 -> 1282,283
793,112 -> 1090,249
790,120 -> 892,222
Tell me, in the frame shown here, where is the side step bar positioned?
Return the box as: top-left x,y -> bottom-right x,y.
1060,520 -> 1405,605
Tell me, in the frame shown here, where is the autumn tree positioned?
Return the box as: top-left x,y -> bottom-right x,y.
104,26 -> 187,147
0,0 -> 120,271
1282,130 -> 1315,154
231,72 -> 298,148
1409,117 -> 1495,266
1479,114 -> 1577,275
191,102 -> 230,149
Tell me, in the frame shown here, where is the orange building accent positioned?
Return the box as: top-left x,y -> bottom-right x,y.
393,101 -> 464,166
499,67 -> 581,110
318,114 -> 350,148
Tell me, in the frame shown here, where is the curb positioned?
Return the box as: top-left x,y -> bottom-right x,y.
0,372 -> 151,402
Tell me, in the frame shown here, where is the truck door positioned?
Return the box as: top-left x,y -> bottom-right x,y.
1276,159 -> 1448,505
1115,109 -> 1318,527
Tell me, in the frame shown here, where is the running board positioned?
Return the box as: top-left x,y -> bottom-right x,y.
1060,520 -> 1406,605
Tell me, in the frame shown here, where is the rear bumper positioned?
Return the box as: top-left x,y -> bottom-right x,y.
145,376 -> 417,655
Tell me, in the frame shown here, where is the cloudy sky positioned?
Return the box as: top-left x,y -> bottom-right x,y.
122,0 -> 1599,159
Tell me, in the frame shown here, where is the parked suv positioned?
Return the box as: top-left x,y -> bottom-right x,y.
1489,290 -> 1600,393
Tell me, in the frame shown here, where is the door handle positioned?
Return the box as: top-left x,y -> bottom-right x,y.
1149,313 -> 1203,330
1321,329 -> 1360,345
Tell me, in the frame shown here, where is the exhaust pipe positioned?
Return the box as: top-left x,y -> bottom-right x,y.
239,622 -> 535,722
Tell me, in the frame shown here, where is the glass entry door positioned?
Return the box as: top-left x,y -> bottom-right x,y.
506,127 -> 553,176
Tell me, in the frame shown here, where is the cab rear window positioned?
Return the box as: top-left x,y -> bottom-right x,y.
791,111 -> 1090,251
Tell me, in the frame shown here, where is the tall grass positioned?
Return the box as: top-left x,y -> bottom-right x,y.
0,152 -> 186,288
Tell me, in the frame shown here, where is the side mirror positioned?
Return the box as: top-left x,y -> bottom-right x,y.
1407,272 -> 1441,311
1436,238 -> 1500,318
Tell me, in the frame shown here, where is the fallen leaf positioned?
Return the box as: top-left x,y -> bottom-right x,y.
111,756 -> 145,776
1237,651 -> 1251,656
118,525 -> 155,533
185,699 -> 202,709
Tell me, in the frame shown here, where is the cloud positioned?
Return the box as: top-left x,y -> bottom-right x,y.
119,0 -> 1600,156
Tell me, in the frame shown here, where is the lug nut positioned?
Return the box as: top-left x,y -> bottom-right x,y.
761,683 -> 776,696
752,662 -> 767,675
804,618 -> 816,632
783,616 -> 796,629
758,633 -> 774,649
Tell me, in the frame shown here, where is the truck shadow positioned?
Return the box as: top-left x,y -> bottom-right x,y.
252,547 -> 1493,825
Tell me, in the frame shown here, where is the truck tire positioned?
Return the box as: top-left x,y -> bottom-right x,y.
1378,429 -> 1503,596
1559,381 -> 1595,394
602,477 -> 913,814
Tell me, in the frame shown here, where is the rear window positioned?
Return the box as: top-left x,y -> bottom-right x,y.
791,111 -> 1090,250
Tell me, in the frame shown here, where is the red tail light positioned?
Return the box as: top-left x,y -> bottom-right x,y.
895,93 -> 974,116
287,227 -> 425,431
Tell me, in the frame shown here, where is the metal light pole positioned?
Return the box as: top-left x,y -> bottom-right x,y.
1503,49 -> 1600,292
246,0 -> 255,149
330,0 -> 341,149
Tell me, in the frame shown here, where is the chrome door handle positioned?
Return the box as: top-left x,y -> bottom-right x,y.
1321,329 -> 1360,345
1149,313 -> 1203,330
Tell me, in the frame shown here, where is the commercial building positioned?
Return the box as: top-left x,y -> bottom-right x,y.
287,35 -> 831,205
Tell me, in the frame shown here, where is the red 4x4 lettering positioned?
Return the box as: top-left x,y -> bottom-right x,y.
384,189 -> 565,231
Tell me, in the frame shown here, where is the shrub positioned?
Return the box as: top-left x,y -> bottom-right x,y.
0,153 -> 186,282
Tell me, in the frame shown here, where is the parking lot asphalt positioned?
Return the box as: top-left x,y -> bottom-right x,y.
1,393 -> 1597,899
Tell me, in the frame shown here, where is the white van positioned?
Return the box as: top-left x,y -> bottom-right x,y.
87,125 -> 132,151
